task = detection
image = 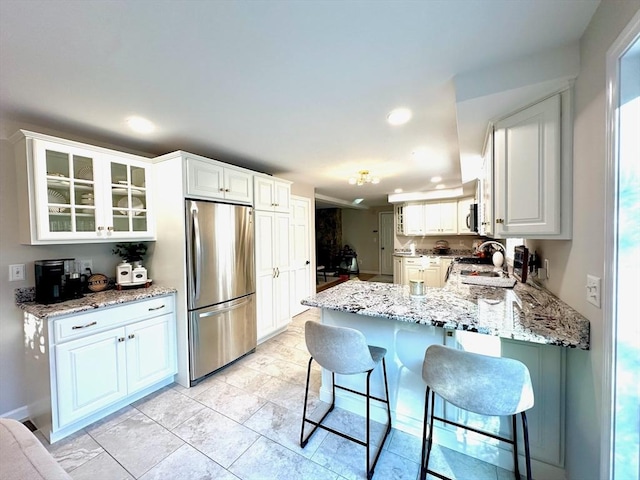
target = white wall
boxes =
[528,2,640,479]
[0,137,125,417]
[342,206,393,273]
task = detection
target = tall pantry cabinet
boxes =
[254,174,293,341]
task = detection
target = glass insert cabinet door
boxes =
[35,141,101,239]
[108,162,149,234]
[32,139,153,241]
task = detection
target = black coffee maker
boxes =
[35,259,79,304]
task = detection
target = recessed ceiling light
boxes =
[126,116,155,134]
[387,108,412,126]
[430,176,442,183]
[435,184,445,190]
[353,198,364,204]
[394,188,403,193]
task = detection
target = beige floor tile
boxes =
[244,401,328,459]
[36,429,103,473]
[139,444,239,480]
[91,412,183,478]
[84,405,139,438]
[194,379,267,423]
[229,436,339,480]
[171,407,260,469]
[68,451,134,480]
[133,385,205,429]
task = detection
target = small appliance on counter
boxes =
[35,258,83,304]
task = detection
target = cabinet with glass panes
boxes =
[12,130,155,244]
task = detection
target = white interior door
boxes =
[379,212,394,275]
[290,196,312,316]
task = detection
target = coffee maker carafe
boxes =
[34,259,75,304]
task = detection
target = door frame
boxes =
[290,195,313,316]
[601,10,640,480]
[378,211,394,275]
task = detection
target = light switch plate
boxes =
[9,264,25,281]
[586,274,601,308]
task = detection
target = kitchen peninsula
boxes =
[301,262,589,479]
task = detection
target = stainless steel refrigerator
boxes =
[185,200,256,385]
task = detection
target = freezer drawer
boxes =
[189,294,256,384]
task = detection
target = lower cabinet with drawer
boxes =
[24,293,177,443]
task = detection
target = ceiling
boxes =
[0,0,599,207]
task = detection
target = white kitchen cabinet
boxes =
[185,155,253,204]
[479,132,494,237]
[393,256,404,284]
[254,174,291,212]
[402,257,442,287]
[456,197,476,235]
[395,205,405,235]
[424,201,457,235]
[493,91,572,238]
[12,130,155,244]
[26,294,177,443]
[403,204,426,235]
[255,210,292,341]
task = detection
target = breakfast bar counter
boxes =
[301,263,590,349]
[301,263,588,479]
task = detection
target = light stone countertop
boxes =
[301,263,590,349]
[16,285,177,320]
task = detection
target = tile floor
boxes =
[37,308,518,480]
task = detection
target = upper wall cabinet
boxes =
[185,155,253,204]
[12,130,155,245]
[254,174,291,212]
[396,201,459,236]
[479,130,494,237]
[493,90,573,239]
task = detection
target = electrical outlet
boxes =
[586,274,601,308]
[78,259,93,274]
[9,264,25,281]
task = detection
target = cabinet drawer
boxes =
[54,295,175,343]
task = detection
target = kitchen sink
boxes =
[455,257,493,265]
[459,270,501,277]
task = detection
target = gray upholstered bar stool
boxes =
[420,344,534,480]
[300,321,392,480]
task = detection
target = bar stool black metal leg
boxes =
[300,357,314,447]
[522,412,533,480]
[512,414,521,480]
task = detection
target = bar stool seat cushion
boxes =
[305,321,385,375]
[423,345,534,417]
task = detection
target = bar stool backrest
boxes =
[305,321,376,375]
[422,344,534,416]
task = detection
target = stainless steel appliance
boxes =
[185,200,256,385]
[468,203,479,233]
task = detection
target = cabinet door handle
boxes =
[128,334,135,339]
[72,321,97,330]
[148,305,165,311]
[118,337,125,342]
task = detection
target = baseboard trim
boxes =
[0,405,29,422]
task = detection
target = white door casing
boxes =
[379,212,394,275]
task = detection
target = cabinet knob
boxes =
[97,226,105,231]
[219,188,225,192]
[225,188,230,192]
[128,334,135,339]
[107,226,114,231]
[118,337,125,342]
[496,218,504,224]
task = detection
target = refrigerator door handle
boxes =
[191,205,203,301]
[198,296,252,318]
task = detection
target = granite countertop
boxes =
[393,248,475,258]
[301,263,590,349]
[16,285,177,320]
